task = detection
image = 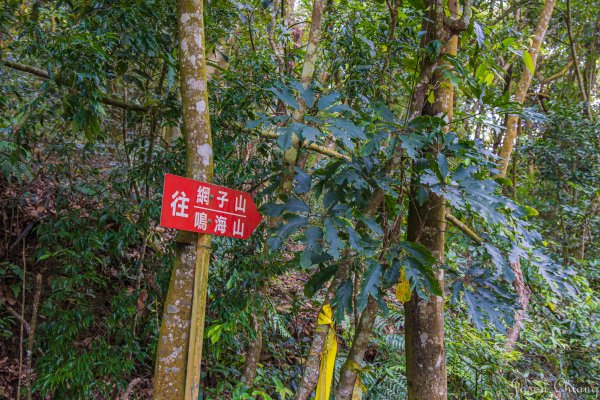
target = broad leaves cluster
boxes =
[250,80,574,330]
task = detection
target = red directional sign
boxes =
[160,174,262,239]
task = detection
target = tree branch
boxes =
[444,0,472,33]
[446,212,483,244]
[2,60,149,112]
[527,92,551,99]
[539,58,573,84]
[259,130,350,161]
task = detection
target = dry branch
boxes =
[2,60,149,112]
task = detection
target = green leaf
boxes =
[291,81,315,107]
[494,177,512,187]
[360,216,383,236]
[333,279,353,323]
[304,264,338,297]
[502,37,516,48]
[301,125,320,142]
[277,127,294,150]
[396,241,441,296]
[293,167,312,194]
[324,218,343,259]
[268,86,300,110]
[301,226,323,268]
[463,291,484,330]
[437,152,449,180]
[473,21,485,47]
[266,216,308,250]
[522,205,539,217]
[523,51,535,75]
[327,118,366,139]
[261,203,286,217]
[284,197,310,213]
[357,262,382,312]
[416,186,429,206]
[317,92,341,111]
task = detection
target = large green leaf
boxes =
[304,264,338,297]
[523,51,535,75]
[357,262,382,312]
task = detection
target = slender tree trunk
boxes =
[332,2,470,397]
[404,0,460,397]
[26,273,42,400]
[153,0,214,398]
[583,17,599,106]
[334,297,379,399]
[498,0,556,177]
[293,267,348,400]
[496,0,555,350]
[566,0,592,119]
[499,0,556,350]
[504,262,531,347]
[578,194,599,260]
[241,285,267,385]
[280,0,326,193]
[241,0,326,384]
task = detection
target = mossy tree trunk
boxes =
[404,1,468,398]
[153,0,213,398]
[497,0,556,350]
[332,2,469,399]
[498,0,556,177]
[240,0,326,385]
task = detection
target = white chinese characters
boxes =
[197,186,210,205]
[217,190,229,208]
[233,219,245,237]
[168,183,251,237]
[214,215,227,234]
[194,211,208,230]
[171,191,189,217]
[234,195,246,213]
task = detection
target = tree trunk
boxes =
[404,5,456,400]
[334,297,379,399]
[241,284,268,384]
[504,261,531,348]
[280,0,326,193]
[240,0,326,384]
[241,311,264,384]
[498,0,556,177]
[153,0,214,398]
[331,2,470,397]
[566,0,592,119]
[499,0,556,350]
[294,267,347,400]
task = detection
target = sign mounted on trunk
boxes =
[160,173,262,239]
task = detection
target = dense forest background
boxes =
[0,0,598,398]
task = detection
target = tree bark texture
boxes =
[280,0,326,194]
[499,0,556,350]
[498,0,556,177]
[241,0,327,384]
[566,0,592,119]
[153,0,214,398]
[333,297,379,400]
[294,267,347,400]
[404,0,463,397]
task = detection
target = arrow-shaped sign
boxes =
[160,173,262,239]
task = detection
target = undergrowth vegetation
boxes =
[1,0,598,399]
